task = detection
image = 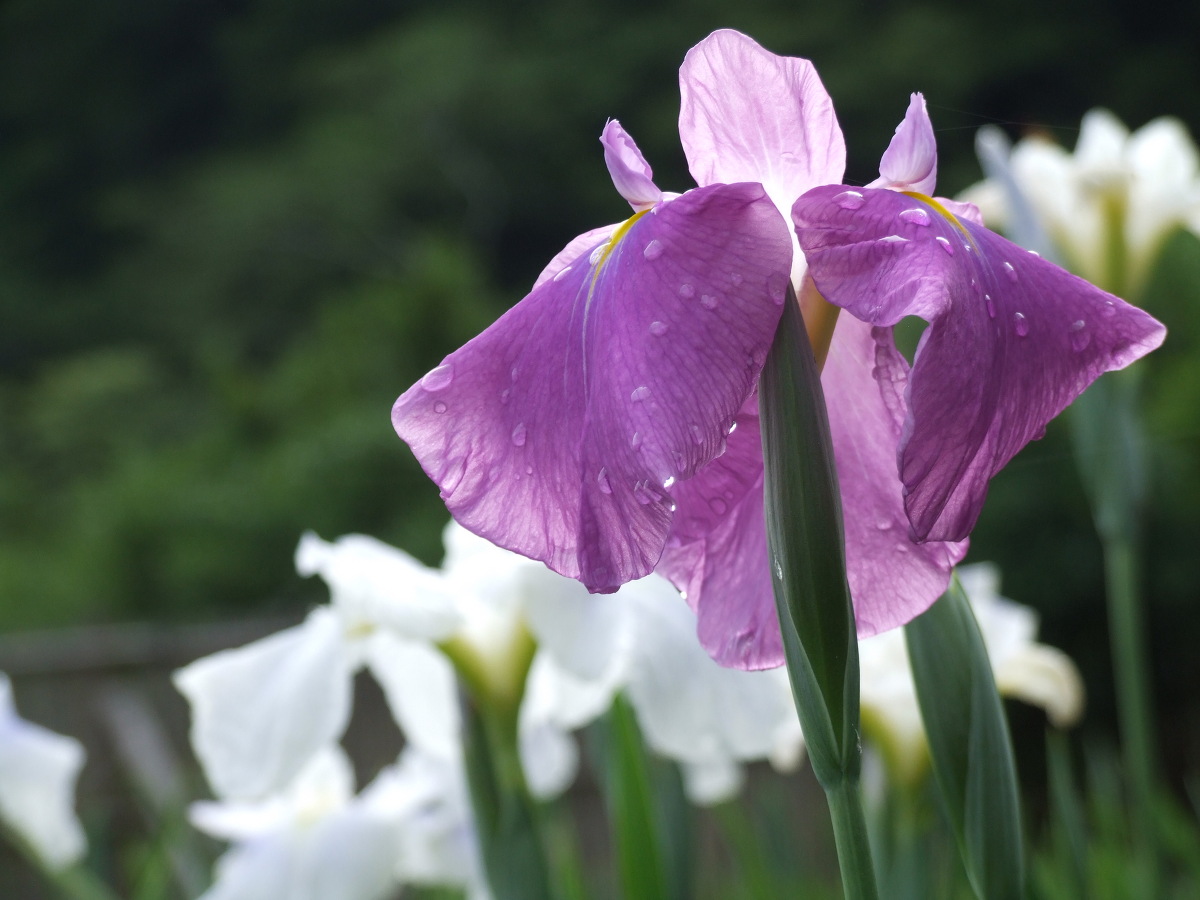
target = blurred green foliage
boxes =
[2,0,1200,764]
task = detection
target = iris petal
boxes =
[793,185,1167,541]
[394,183,790,591]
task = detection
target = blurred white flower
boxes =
[191,745,488,900]
[176,521,801,818]
[858,563,1084,785]
[962,110,1200,296]
[0,673,87,869]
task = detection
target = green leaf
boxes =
[460,694,557,900]
[906,577,1025,900]
[589,694,693,900]
[758,282,859,787]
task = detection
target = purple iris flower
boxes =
[393,31,1165,671]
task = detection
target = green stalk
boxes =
[759,282,878,900]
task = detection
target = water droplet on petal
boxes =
[631,386,651,402]
[678,283,695,299]
[434,401,447,414]
[597,468,612,494]
[767,273,788,305]
[700,294,720,310]
[649,320,668,336]
[634,481,661,506]
[727,421,738,435]
[421,364,454,392]
[631,431,642,450]
[1069,319,1091,351]
[985,294,996,318]
[1101,300,1117,318]
[662,476,676,489]
[499,388,511,405]
[710,497,728,515]
[589,245,606,266]
[690,423,704,444]
[643,239,663,261]
[899,207,931,227]
[878,234,908,243]
[525,465,533,475]
[935,235,955,255]
[1003,261,1018,281]
[552,265,573,282]
[510,366,519,382]
[1013,312,1029,337]
[875,519,892,531]
[730,271,744,285]
[834,190,865,210]
[773,557,784,580]
[510,423,527,446]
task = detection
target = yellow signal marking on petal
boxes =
[901,191,981,255]
[592,208,650,283]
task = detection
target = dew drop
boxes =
[1101,299,1117,318]
[678,283,696,299]
[663,476,676,489]
[985,294,996,319]
[710,497,728,515]
[935,235,955,255]
[1069,319,1091,352]
[730,271,744,285]
[752,347,768,366]
[773,557,784,580]
[434,401,447,414]
[1013,312,1029,337]
[878,234,909,243]
[834,190,865,210]
[420,364,454,392]
[510,366,519,382]
[525,465,533,475]
[727,421,738,435]
[875,519,892,531]
[1003,261,1018,281]
[510,423,527,446]
[649,320,669,336]
[631,386,651,402]
[767,273,789,305]
[899,207,931,227]
[634,481,661,506]
[589,245,606,266]
[643,239,664,261]
[700,294,720,310]
[499,388,511,405]
[631,431,642,450]
[552,265,573,282]
[690,423,704,444]
[597,468,613,494]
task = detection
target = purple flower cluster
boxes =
[393,31,1165,669]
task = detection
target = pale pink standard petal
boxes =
[869,93,938,195]
[679,30,846,210]
[602,120,662,211]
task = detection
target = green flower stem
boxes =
[0,821,121,900]
[827,777,880,900]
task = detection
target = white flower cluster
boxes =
[174,521,801,900]
[963,110,1200,296]
[173,522,1084,899]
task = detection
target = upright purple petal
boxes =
[679,30,845,211]
[794,186,1167,541]
[868,93,938,195]
[659,317,968,669]
[394,184,791,592]
[602,120,662,212]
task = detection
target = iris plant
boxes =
[393,30,1165,670]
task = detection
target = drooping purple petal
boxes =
[679,30,845,213]
[394,183,791,592]
[602,120,662,211]
[794,186,1167,541]
[868,93,938,195]
[659,317,968,669]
